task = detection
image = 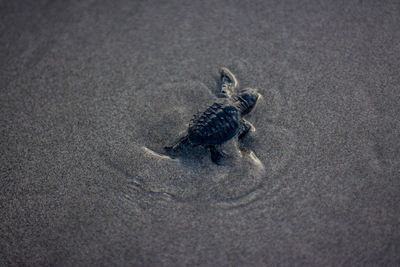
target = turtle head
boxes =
[237,88,260,115]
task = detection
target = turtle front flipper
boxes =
[238,119,254,139]
[220,67,238,98]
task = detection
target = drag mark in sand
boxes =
[142,146,175,160]
[114,124,296,210]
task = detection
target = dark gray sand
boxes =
[1,0,400,265]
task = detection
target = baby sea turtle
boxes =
[165,67,261,164]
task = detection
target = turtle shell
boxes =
[188,101,240,145]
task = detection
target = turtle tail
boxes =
[164,135,189,153]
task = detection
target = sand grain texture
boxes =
[1,0,399,266]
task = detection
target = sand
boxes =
[1,0,399,265]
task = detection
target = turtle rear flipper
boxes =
[220,67,238,98]
[164,135,189,153]
[209,145,227,165]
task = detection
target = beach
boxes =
[1,0,399,265]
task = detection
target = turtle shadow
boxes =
[162,144,212,166]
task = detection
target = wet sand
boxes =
[1,0,399,265]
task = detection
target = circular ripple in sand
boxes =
[108,80,295,209]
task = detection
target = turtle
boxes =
[165,67,261,164]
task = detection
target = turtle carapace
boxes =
[165,67,260,164]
